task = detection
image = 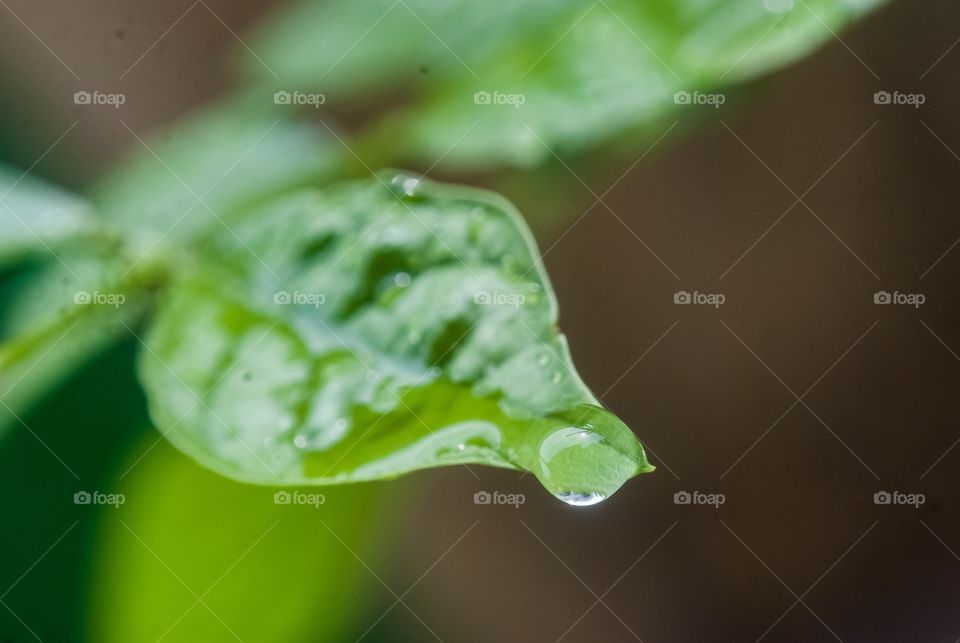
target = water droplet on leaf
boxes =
[554,491,607,507]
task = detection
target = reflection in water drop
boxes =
[539,427,602,462]
[539,426,611,506]
[554,491,607,507]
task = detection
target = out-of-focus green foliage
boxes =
[0,164,99,267]
[91,99,343,245]
[139,173,650,501]
[88,436,386,643]
[244,0,886,168]
[0,248,143,436]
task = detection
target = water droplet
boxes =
[390,174,422,197]
[293,434,308,449]
[333,418,348,433]
[395,272,412,288]
[554,491,607,507]
[537,353,550,367]
[551,372,563,384]
[407,330,422,344]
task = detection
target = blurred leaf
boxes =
[139,172,650,503]
[0,340,148,643]
[0,164,99,267]
[382,0,887,168]
[0,248,145,437]
[243,0,583,97]
[247,0,886,169]
[90,98,345,246]
[88,435,388,643]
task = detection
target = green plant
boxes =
[3,157,654,502]
[1,0,887,507]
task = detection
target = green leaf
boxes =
[0,248,144,436]
[0,164,98,267]
[91,99,344,245]
[242,0,583,97]
[88,434,389,643]
[381,0,887,168]
[139,173,651,503]
[245,0,886,169]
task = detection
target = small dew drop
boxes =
[394,272,412,288]
[551,372,563,384]
[293,434,308,449]
[537,353,550,367]
[555,491,607,507]
[391,174,422,197]
[333,418,348,433]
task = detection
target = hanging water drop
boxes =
[554,491,607,507]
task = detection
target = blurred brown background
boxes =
[2,1,959,641]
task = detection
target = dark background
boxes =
[1,1,959,641]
